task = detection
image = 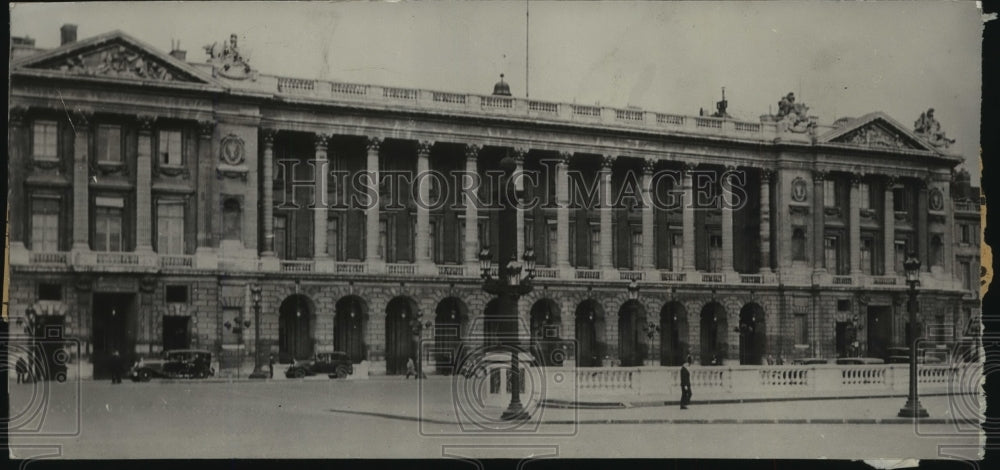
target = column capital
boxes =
[261,128,278,145]
[417,140,434,157]
[916,176,930,190]
[198,121,216,138]
[642,158,656,174]
[69,108,95,125]
[557,151,573,165]
[314,133,330,150]
[681,161,698,174]
[600,155,615,169]
[136,114,156,132]
[9,106,29,127]
[850,173,864,187]
[366,136,382,153]
[884,175,899,188]
[464,144,481,161]
[812,170,827,183]
[760,169,775,184]
[511,147,528,164]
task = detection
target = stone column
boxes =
[196,121,215,250]
[812,171,826,273]
[917,178,930,272]
[513,148,527,258]
[759,169,773,273]
[463,144,480,268]
[682,162,696,272]
[9,107,27,247]
[135,115,155,253]
[415,140,433,265]
[720,165,735,273]
[641,158,656,270]
[72,110,93,252]
[313,133,330,259]
[365,137,382,263]
[261,129,277,255]
[849,174,863,275]
[884,176,897,276]
[599,155,614,269]
[942,179,955,280]
[556,152,571,269]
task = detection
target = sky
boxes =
[10,1,984,183]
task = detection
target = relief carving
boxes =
[52,44,186,81]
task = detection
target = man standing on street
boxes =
[110,350,123,384]
[16,356,28,384]
[405,357,416,379]
[680,355,692,409]
[268,354,275,379]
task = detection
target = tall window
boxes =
[568,224,577,267]
[894,239,909,273]
[860,237,873,275]
[930,235,943,267]
[274,216,287,259]
[547,223,558,267]
[428,220,437,263]
[824,236,839,272]
[824,180,837,207]
[630,231,643,269]
[158,130,183,166]
[859,183,871,210]
[960,224,971,244]
[97,125,122,163]
[94,198,124,252]
[457,220,466,264]
[378,219,389,259]
[589,225,601,268]
[893,188,909,212]
[960,260,972,291]
[221,198,241,240]
[792,228,807,261]
[156,202,185,254]
[794,314,809,346]
[32,121,58,160]
[31,197,60,251]
[708,234,723,272]
[670,233,684,271]
[327,216,340,260]
[523,221,534,262]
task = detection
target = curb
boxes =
[542,391,965,409]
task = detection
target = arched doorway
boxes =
[739,303,767,365]
[385,297,419,375]
[530,299,562,366]
[575,299,605,367]
[660,301,689,366]
[618,300,647,366]
[335,296,367,363]
[483,297,518,349]
[434,297,469,374]
[278,294,314,363]
[699,302,727,365]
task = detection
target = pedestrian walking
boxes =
[268,354,275,379]
[110,350,123,384]
[766,354,775,365]
[680,355,693,409]
[405,357,416,379]
[16,356,28,384]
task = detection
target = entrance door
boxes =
[92,293,136,379]
[385,297,416,375]
[867,306,892,360]
[335,311,366,364]
[279,295,313,363]
[162,316,190,351]
[835,321,850,358]
[618,302,645,367]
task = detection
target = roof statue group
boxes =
[913,108,955,149]
[204,33,257,81]
[774,92,817,133]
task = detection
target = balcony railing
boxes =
[534,267,559,279]
[661,272,687,282]
[954,200,978,213]
[437,265,466,277]
[277,77,316,93]
[528,100,559,114]
[383,87,418,100]
[387,263,417,275]
[575,269,602,280]
[701,273,724,283]
[831,275,854,286]
[335,262,366,274]
[96,253,140,265]
[871,276,898,286]
[619,270,644,281]
[280,260,314,273]
[30,251,69,265]
[160,255,194,268]
[740,274,763,284]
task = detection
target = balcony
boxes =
[575,269,602,280]
[386,263,417,276]
[954,200,978,214]
[831,275,854,286]
[437,265,466,277]
[160,255,194,269]
[660,271,687,283]
[29,251,69,266]
[280,260,314,273]
[701,273,724,283]
[335,261,366,274]
[618,270,644,281]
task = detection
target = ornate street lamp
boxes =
[898,253,929,418]
[408,311,433,379]
[479,154,536,421]
[248,285,267,379]
[224,315,252,379]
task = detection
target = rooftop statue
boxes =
[913,108,955,148]
[773,92,816,134]
[204,33,256,80]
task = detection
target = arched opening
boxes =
[434,297,469,374]
[575,299,606,367]
[483,297,517,349]
[530,299,562,366]
[618,300,648,366]
[660,301,689,366]
[335,296,367,363]
[278,294,314,363]
[699,302,727,365]
[739,303,766,365]
[385,296,419,375]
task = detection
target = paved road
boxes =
[7,378,983,460]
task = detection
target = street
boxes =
[8,377,983,460]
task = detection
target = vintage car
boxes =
[792,358,830,365]
[130,349,215,381]
[886,347,946,364]
[284,352,354,379]
[835,357,885,365]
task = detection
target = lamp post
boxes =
[897,253,929,418]
[248,285,267,379]
[479,154,537,421]
[224,316,252,379]
[24,306,39,381]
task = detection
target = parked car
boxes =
[886,347,946,364]
[835,357,885,365]
[130,349,215,381]
[284,352,354,379]
[792,358,829,365]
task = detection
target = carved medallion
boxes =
[791,177,808,203]
[220,134,246,166]
[929,188,944,211]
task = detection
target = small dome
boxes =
[492,74,511,96]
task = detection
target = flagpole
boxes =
[526,0,530,98]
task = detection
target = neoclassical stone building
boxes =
[8,26,980,378]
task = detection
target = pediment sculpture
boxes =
[773,92,817,134]
[204,33,257,81]
[47,44,186,81]
[913,108,955,149]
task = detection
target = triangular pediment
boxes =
[821,112,936,152]
[14,31,214,85]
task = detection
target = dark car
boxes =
[285,352,353,379]
[886,347,946,364]
[130,349,215,381]
[792,358,829,365]
[835,357,885,365]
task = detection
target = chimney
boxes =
[60,24,77,45]
[169,40,186,61]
